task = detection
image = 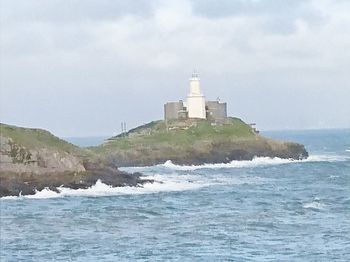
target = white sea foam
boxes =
[26,188,61,199]
[146,154,350,171]
[328,175,339,179]
[303,201,325,210]
[303,197,326,210]
[2,154,347,200]
[160,158,291,170]
[345,149,350,152]
[1,174,213,200]
[1,170,270,200]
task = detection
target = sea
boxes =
[1,129,349,261]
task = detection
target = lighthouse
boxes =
[186,71,206,119]
[164,71,227,122]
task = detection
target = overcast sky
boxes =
[1,0,349,137]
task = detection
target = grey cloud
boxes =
[0,0,349,136]
[0,0,157,24]
[0,0,158,57]
[190,0,326,34]
[190,0,310,18]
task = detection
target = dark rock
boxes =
[0,164,153,197]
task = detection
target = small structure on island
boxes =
[164,71,227,123]
[187,71,206,119]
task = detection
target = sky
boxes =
[1,0,349,137]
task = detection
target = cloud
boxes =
[0,0,156,23]
[0,0,349,136]
[190,0,328,34]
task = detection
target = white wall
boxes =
[187,95,206,118]
[187,77,206,119]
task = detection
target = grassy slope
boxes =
[90,117,268,165]
[95,118,254,151]
[0,123,81,154]
[0,119,306,168]
[0,124,147,196]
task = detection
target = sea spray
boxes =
[122,154,350,172]
[2,154,348,200]
[2,129,349,261]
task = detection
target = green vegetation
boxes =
[0,123,80,154]
[8,140,33,164]
[102,117,255,149]
[91,117,257,161]
[0,119,308,168]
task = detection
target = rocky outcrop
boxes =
[96,119,309,167]
[0,124,151,197]
[0,119,309,196]
[103,138,308,167]
[0,135,85,174]
[0,162,152,197]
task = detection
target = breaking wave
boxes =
[151,154,350,171]
[1,174,213,200]
[303,198,326,211]
[1,171,269,200]
[2,154,348,200]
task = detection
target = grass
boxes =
[2,118,303,167]
[94,117,256,153]
[0,123,80,153]
[0,118,255,159]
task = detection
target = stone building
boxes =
[164,101,187,120]
[206,100,227,122]
[164,72,227,122]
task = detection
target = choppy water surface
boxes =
[1,129,350,261]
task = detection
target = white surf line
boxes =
[1,175,213,200]
[122,154,350,172]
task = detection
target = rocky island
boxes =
[0,118,308,197]
[91,72,307,167]
[93,117,308,167]
[0,73,309,197]
[0,123,150,197]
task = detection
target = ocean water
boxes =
[1,129,350,261]
[64,136,109,147]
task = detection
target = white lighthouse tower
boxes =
[187,71,206,119]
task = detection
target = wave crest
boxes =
[2,154,348,200]
[303,198,325,210]
[157,154,349,171]
[1,176,212,200]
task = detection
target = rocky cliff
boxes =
[92,118,309,167]
[0,123,149,197]
[0,119,309,196]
